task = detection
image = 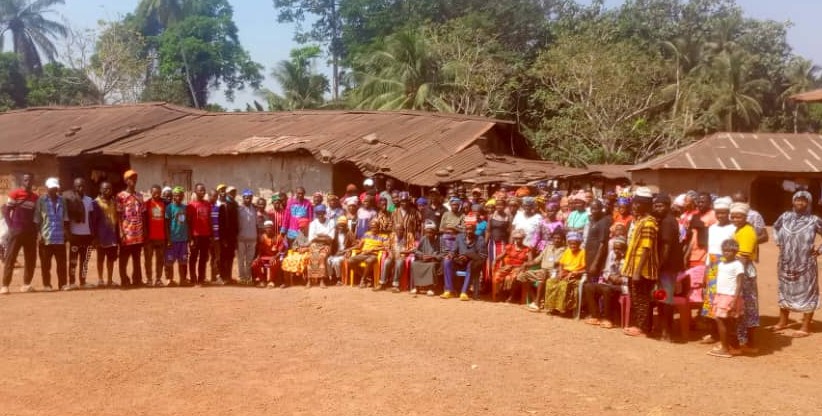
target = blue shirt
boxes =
[166,203,189,243]
[34,195,66,245]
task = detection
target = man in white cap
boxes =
[34,178,68,291]
[621,186,658,337]
[63,177,96,289]
[1,172,38,294]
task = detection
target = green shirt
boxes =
[165,202,189,243]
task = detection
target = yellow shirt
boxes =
[558,248,586,273]
[734,224,758,262]
[361,231,388,252]
[622,215,659,280]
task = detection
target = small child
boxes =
[708,239,745,358]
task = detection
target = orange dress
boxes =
[493,244,531,291]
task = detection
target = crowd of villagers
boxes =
[3,171,821,359]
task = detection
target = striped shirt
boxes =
[622,215,659,280]
[34,195,67,245]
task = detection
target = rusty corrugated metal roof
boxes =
[0,103,192,156]
[586,164,633,179]
[630,132,822,172]
[790,88,822,103]
[450,154,589,184]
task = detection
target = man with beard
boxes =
[686,192,716,268]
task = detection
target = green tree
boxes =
[0,0,68,74]
[26,62,100,106]
[153,0,263,107]
[350,29,449,111]
[262,45,329,110]
[134,0,183,36]
[0,51,26,110]
[781,57,821,133]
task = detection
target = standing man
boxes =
[34,178,68,291]
[164,187,189,286]
[117,170,146,288]
[209,185,225,283]
[653,193,684,341]
[379,178,396,213]
[236,189,257,283]
[219,186,239,283]
[187,183,212,286]
[584,199,611,287]
[91,181,119,287]
[1,173,38,294]
[144,184,167,287]
[64,177,95,288]
[621,187,659,338]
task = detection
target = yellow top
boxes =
[558,247,586,272]
[734,224,758,262]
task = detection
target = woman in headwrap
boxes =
[512,196,543,250]
[439,197,466,233]
[280,217,311,287]
[343,195,359,232]
[612,196,633,229]
[355,195,377,239]
[410,220,443,295]
[534,201,564,252]
[565,192,589,231]
[486,199,512,291]
[382,193,423,291]
[251,221,286,288]
[730,202,759,351]
[772,190,822,338]
[267,192,287,233]
[491,229,532,302]
[305,205,335,288]
[544,231,586,314]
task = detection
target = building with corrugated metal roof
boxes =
[0,103,586,201]
[630,132,822,221]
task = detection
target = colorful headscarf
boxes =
[515,187,530,197]
[416,197,428,205]
[344,196,359,207]
[566,231,583,242]
[423,220,437,230]
[172,186,185,194]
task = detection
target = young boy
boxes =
[708,239,745,358]
[165,187,189,286]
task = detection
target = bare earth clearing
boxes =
[1,240,820,416]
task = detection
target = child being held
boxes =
[708,239,745,358]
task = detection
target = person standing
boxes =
[164,187,189,286]
[219,187,239,283]
[621,187,659,337]
[209,188,223,283]
[143,184,167,287]
[1,173,38,294]
[772,190,822,338]
[116,170,146,288]
[91,182,119,287]
[281,187,313,244]
[187,183,212,286]
[653,193,684,341]
[236,189,257,283]
[34,178,68,291]
[63,177,95,289]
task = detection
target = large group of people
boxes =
[2,171,819,358]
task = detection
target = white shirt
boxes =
[69,195,94,236]
[309,218,335,242]
[716,260,745,295]
[707,223,736,258]
[512,211,543,248]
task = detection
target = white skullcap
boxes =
[45,177,60,189]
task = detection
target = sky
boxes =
[47,0,822,110]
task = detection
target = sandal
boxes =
[707,348,733,358]
[599,321,614,329]
[699,335,716,344]
[623,327,646,337]
[789,330,810,338]
[584,318,601,326]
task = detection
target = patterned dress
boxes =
[493,244,531,291]
[773,209,822,312]
[734,223,759,344]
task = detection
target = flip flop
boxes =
[600,321,615,329]
[768,324,788,332]
[584,318,601,326]
[623,327,646,337]
[789,330,810,338]
[707,349,733,358]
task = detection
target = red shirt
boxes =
[146,199,166,241]
[187,200,213,237]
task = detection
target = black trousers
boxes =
[189,236,211,284]
[143,239,166,282]
[68,234,94,285]
[629,277,655,333]
[220,239,237,281]
[119,243,143,286]
[39,243,67,288]
[583,282,621,321]
[2,231,36,287]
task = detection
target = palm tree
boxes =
[351,29,451,111]
[781,57,821,133]
[0,0,68,74]
[134,0,182,36]
[266,46,329,110]
[700,49,770,131]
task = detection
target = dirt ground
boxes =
[1,239,821,416]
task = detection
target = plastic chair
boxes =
[574,274,588,319]
[670,265,705,340]
[347,250,384,287]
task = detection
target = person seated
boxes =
[442,223,487,301]
[439,197,465,233]
[327,216,356,286]
[251,221,287,288]
[347,221,389,288]
[583,236,628,328]
[517,230,566,311]
[492,229,532,302]
[280,217,311,287]
[409,220,443,296]
[544,231,586,315]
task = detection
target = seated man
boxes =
[410,220,443,296]
[327,216,356,285]
[583,236,628,328]
[347,221,388,287]
[251,221,286,287]
[518,231,566,311]
[544,231,586,315]
[442,223,487,301]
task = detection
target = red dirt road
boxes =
[1,241,820,416]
